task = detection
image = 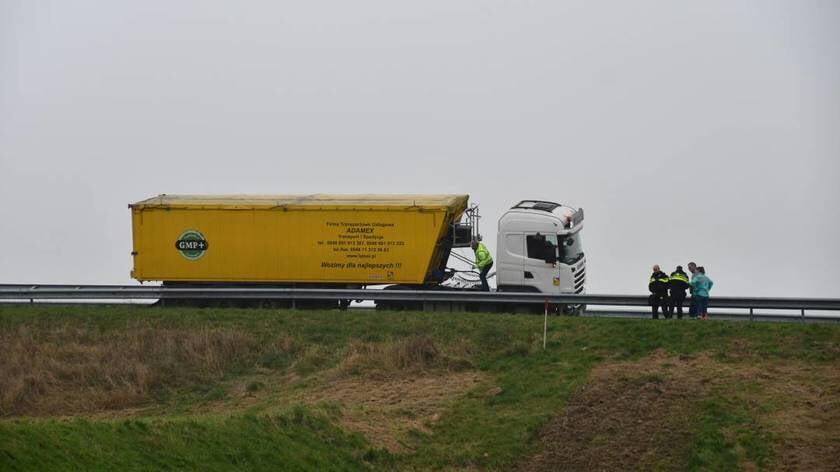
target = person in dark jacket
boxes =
[687,261,698,318]
[648,264,670,319]
[668,265,690,319]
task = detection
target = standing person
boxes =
[687,262,698,278]
[471,238,494,292]
[648,265,670,319]
[687,261,699,318]
[668,265,690,319]
[690,266,714,320]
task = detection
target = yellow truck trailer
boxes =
[130,194,470,285]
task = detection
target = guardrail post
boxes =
[801,308,805,322]
[749,307,753,322]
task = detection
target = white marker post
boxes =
[543,298,548,350]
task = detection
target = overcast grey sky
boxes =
[1,0,838,297]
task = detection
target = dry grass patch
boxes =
[0,323,483,424]
[307,371,485,451]
[291,335,484,451]
[0,325,259,416]
[337,335,473,378]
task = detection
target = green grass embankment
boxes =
[1,305,838,471]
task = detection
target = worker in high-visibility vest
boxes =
[668,266,690,319]
[471,238,494,292]
[648,264,670,319]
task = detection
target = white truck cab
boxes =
[495,200,585,294]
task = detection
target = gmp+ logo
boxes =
[175,230,208,261]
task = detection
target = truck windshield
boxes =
[558,232,584,264]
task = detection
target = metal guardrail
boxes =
[584,309,839,323]
[1,285,839,320]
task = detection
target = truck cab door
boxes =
[496,233,524,289]
[524,233,558,293]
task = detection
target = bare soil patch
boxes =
[518,350,702,471]
[306,371,485,451]
[518,348,840,471]
[758,363,840,471]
